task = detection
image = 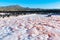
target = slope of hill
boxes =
[0,5,27,11]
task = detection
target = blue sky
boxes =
[0,0,60,9]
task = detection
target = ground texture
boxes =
[0,14,60,40]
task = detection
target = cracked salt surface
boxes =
[0,14,60,40]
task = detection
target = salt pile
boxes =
[0,14,60,40]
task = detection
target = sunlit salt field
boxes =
[0,13,60,40]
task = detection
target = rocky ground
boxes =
[0,14,60,40]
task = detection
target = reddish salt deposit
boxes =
[0,14,60,40]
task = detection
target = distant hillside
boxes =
[0,5,60,12]
[0,5,28,11]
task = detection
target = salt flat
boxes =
[0,14,60,40]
